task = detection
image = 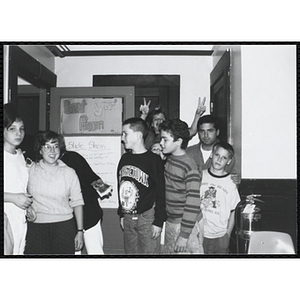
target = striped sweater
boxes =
[164,153,201,239]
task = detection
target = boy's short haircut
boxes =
[123,117,149,141]
[197,114,219,131]
[159,119,190,149]
[213,141,235,159]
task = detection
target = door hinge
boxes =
[227,68,231,77]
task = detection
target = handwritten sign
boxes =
[64,136,121,208]
[61,97,122,135]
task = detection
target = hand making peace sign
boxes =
[196,96,206,116]
[139,98,151,115]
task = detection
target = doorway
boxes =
[93,75,180,119]
[210,50,231,142]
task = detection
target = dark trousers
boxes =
[24,218,76,255]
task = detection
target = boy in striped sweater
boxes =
[159,119,202,254]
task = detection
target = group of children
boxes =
[4,98,241,255]
[117,104,241,255]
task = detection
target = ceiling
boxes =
[46,44,215,58]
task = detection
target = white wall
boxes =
[241,45,296,179]
[19,44,296,179]
[55,55,212,145]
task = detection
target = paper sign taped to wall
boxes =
[64,136,121,208]
[61,97,122,135]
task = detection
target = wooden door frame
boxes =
[210,50,231,141]
[8,46,57,130]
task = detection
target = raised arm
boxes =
[140,98,151,120]
[189,96,206,138]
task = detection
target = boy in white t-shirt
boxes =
[200,141,240,254]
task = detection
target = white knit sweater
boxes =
[28,160,84,223]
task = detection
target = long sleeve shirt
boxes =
[28,159,84,223]
[117,151,166,228]
[164,153,201,239]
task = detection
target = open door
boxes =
[50,86,135,254]
[210,49,231,142]
[93,75,180,120]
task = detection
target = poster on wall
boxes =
[64,136,121,208]
[60,97,122,135]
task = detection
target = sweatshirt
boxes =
[117,151,166,228]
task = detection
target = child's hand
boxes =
[26,205,37,222]
[174,236,188,253]
[74,231,84,251]
[120,218,124,230]
[91,179,113,198]
[139,98,151,115]
[151,225,162,239]
[14,193,33,210]
[150,143,166,160]
[195,96,206,116]
[230,172,241,185]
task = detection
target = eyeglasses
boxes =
[42,144,60,152]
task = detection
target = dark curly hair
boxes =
[197,114,220,131]
[33,130,66,162]
[159,119,190,149]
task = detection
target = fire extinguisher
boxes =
[235,194,265,254]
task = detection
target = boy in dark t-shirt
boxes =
[117,117,166,255]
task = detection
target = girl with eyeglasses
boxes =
[24,130,84,255]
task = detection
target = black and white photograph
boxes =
[1,3,299,298]
[2,43,297,258]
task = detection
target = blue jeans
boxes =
[203,234,230,254]
[123,207,160,255]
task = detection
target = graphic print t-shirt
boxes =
[200,169,240,238]
[117,151,166,227]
